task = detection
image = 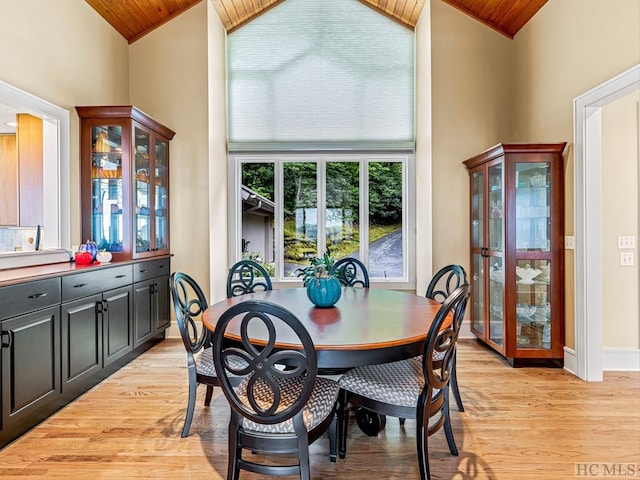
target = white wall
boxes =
[129,1,215,297]
[414,1,432,294]
[0,0,129,246]
[429,0,512,294]
[206,3,229,303]
[602,91,639,349]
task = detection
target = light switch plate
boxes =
[565,236,575,250]
[618,236,636,249]
[620,252,635,266]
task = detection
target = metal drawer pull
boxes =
[73,283,87,288]
[115,275,126,278]
[158,265,165,269]
[139,269,147,273]
[1,331,12,349]
[28,292,48,299]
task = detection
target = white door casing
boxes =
[573,64,640,381]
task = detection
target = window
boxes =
[229,154,415,284]
[227,0,414,149]
[0,80,70,257]
[226,0,416,287]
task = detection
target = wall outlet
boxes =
[564,236,575,250]
[620,252,635,266]
[618,236,636,249]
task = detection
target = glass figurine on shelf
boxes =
[491,200,503,218]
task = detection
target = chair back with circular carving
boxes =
[170,272,210,356]
[226,260,273,298]
[426,264,468,304]
[329,257,370,288]
[212,300,317,426]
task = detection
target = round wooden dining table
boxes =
[202,287,442,373]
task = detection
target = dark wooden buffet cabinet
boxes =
[0,257,170,448]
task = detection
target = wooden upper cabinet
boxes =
[76,106,175,261]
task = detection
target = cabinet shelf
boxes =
[464,143,566,367]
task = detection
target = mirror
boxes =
[0,80,70,258]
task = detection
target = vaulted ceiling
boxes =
[86,0,547,43]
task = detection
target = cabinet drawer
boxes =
[62,265,133,302]
[0,278,61,320]
[133,258,170,282]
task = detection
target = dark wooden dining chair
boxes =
[352,265,469,434]
[337,284,470,480]
[329,257,370,288]
[226,259,273,298]
[211,300,339,480]
[169,272,221,437]
[426,264,468,412]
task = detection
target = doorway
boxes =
[573,64,640,381]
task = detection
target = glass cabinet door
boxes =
[514,162,552,350]
[470,169,486,337]
[154,137,169,252]
[488,255,504,347]
[515,162,550,253]
[487,162,504,347]
[471,252,484,335]
[134,127,151,254]
[471,170,483,250]
[515,259,551,350]
[91,125,124,253]
[487,163,503,252]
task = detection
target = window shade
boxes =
[227,0,415,150]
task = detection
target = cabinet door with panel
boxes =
[61,293,103,396]
[154,275,170,333]
[60,265,133,397]
[133,279,155,348]
[133,258,170,347]
[103,286,134,367]
[0,307,61,445]
[464,143,566,367]
[76,106,175,261]
[0,274,62,446]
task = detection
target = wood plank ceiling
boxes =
[441,0,548,39]
[86,0,547,43]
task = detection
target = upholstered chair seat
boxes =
[236,375,339,434]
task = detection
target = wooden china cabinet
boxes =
[463,143,566,367]
[76,106,175,260]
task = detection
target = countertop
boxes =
[0,255,172,288]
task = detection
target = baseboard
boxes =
[603,348,640,371]
[459,321,473,339]
[563,346,577,376]
[166,323,180,339]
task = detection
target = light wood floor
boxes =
[0,338,638,480]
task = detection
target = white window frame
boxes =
[228,153,415,290]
